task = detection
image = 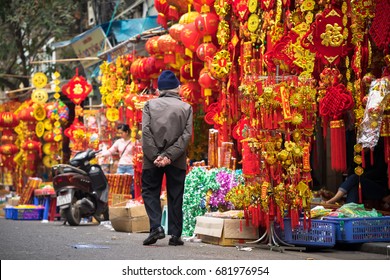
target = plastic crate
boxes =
[4,207,13,219]
[281,218,337,247]
[325,216,390,243]
[11,206,44,220]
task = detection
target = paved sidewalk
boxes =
[359,242,390,257]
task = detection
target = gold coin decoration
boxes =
[31,89,48,104]
[31,72,48,88]
[248,13,260,33]
[33,104,46,121]
[106,107,120,122]
[248,0,258,13]
[35,121,45,137]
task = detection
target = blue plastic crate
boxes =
[325,216,390,243]
[281,218,337,247]
[4,207,13,219]
[11,207,44,220]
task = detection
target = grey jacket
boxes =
[141,90,193,170]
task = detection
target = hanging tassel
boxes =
[244,208,249,226]
[358,180,363,204]
[330,119,347,172]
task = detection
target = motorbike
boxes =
[52,149,109,226]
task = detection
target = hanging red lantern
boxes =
[180,81,202,105]
[198,67,219,103]
[0,143,18,156]
[22,140,41,152]
[158,34,177,64]
[194,13,219,37]
[196,42,218,61]
[180,22,203,54]
[18,107,36,123]
[180,61,203,80]
[1,134,17,144]
[154,0,170,28]
[198,68,219,90]
[0,143,18,169]
[145,36,161,56]
[166,0,189,20]
[144,56,160,78]
[169,24,184,41]
[0,112,18,128]
[193,0,216,13]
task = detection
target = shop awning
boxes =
[51,16,158,49]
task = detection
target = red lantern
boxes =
[196,42,218,61]
[0,143,18,169]
[144,56,160,78]
[154,0,170,28]
[169,24,184,41]
[195,13,219,37]
[0,143,18,156]
[18,107,36,123]
[166,0,189,20]
[180,81,202,105]
[158,34,177,64]
[198,68,219,91]
[180,22,202,53]
[180,61,203,80]
[0,112,18,128]
[22,140,41,152]
[145,36,161,56]
[193,0,216,13]
[1,134,17,144]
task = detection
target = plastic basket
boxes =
[4,207,13,219]
[325,216,390,243]
[11,207,44,220]
[281,218,337,247]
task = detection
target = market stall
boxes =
[1,0,390,246]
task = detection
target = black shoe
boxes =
[143,226,165,245]
[169,235,184,246]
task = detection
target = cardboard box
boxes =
[109,202,149,233]
[108,193,133,206]
[194,216,259,246]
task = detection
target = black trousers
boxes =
[141,165,186,237]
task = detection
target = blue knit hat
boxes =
[158,70,180,90]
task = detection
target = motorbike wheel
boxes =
[64,199,81,226]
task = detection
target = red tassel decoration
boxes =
[330,120,347,172]
[370,148,374,166]
[358,181,363,204]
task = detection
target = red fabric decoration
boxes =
[301,7,352,66]
[369,0,390,53]
[61,69,92,105]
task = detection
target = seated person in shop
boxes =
[326,137,390,208]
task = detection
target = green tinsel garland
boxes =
[182,167,229,236]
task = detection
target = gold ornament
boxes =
[31,72,48,88]
[33,104,46,121]
[247,13,260,33]
[31,89,48,104]
[248,0,258,13]
[35,121,45,137]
